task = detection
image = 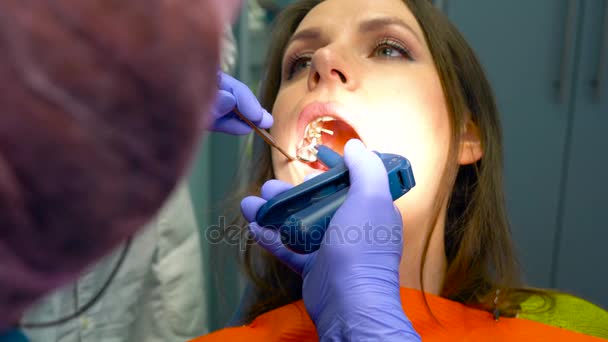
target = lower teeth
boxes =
[296,141,318,162]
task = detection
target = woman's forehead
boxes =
[295,0,420,36]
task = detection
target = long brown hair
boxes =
[236,0,549,323]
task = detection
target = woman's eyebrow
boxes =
[359,17,422,43]
[287,28,321,47]
[287,16,421,49]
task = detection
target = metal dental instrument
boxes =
[233,107,297,161]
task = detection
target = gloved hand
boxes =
[241,139,421,341]
[209,72,273,135]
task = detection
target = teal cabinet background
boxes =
[555,0,608,308]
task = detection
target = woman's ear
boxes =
[458,119,483,165]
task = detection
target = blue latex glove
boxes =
[241,139,421,341]
[210,72,273,134]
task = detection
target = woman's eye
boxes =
[377,46,403,58]
[373,40,413,60]
[287,56,312,79]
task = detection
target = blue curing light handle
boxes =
[255,145,415,254]
[316,145,343,168]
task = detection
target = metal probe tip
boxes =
[233,107,297,161]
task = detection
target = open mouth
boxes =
[296,116,361,170]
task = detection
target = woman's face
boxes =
[270,0,451,248]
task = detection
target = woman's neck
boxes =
[398,207,448,295]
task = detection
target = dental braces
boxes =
[297,117,335,162]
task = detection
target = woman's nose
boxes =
[307,46,358,92]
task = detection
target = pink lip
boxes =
[296,101,360,143]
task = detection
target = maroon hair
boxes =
[0,0,226,328]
